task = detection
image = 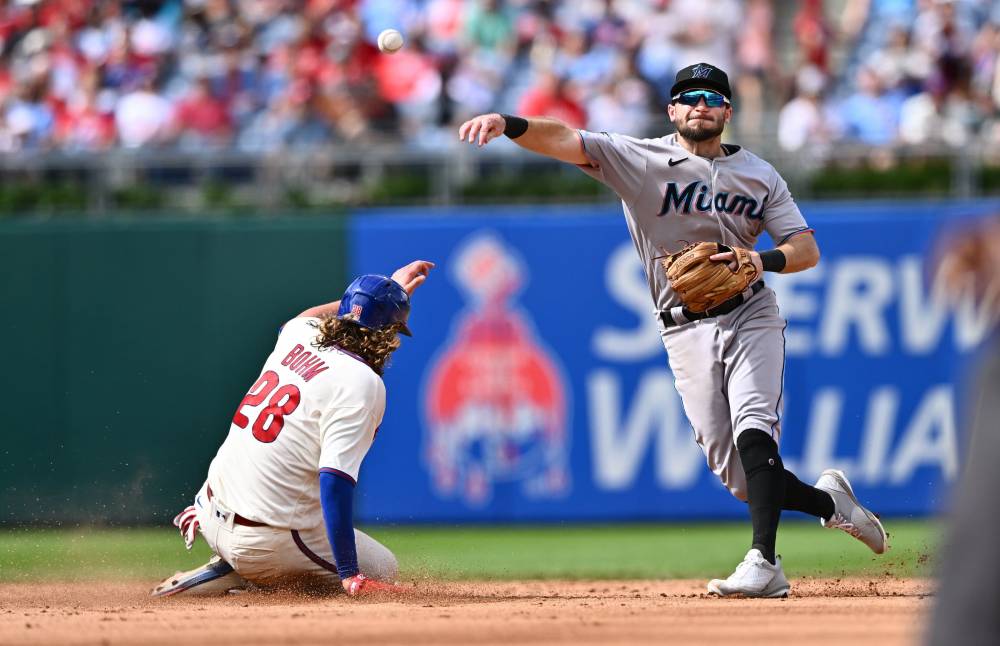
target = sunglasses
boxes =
[672,89,730,108]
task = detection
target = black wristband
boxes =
[500,114,528,139]
[759,249,787,272]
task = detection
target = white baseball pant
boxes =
[192,481,398,586]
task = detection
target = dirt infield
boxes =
[0,578,932,646]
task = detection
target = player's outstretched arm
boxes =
[458,114,588,165]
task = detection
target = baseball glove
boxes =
[661,242,760,313]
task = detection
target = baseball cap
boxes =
[670,63,732,101]
[337,274,413,336]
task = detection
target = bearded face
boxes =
[667,97,731,142]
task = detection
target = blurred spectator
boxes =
[554,26,616,92]
[970,22,998,102]
[55,69,115,151]
[463,0,516,56]
[660,0,741,74]
[114,75,174,149]
[517,70,586,128]
[175,76,233,149]
[634,1,676,103]
[102,26,158,92]
[425,0,466,55]
[446,51,506,121]
[3,77,55,150]
[586,76,652,135]
[318,85,373,143]
[212,46,266,130]
[899,62,980,146]
[912,0,976,60]
[793,0,832,73]
[734,0,776,137]
[837,65,906,146]
[778,65,837,152]
[238,81,331,151]
[865,25,933,95]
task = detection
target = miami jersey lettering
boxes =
[577,131,812,312]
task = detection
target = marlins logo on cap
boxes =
[691,64,713,79]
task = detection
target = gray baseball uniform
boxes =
[578,130,814,500]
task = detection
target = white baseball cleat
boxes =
[150,555,247,598]
[814,468,888,554]
[707,549,790,598]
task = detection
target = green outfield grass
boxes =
[0,520,938,583]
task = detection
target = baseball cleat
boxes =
[814,468,888,554]
[707,549,790,598]
[150,555,247,598]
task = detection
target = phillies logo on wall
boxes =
[422,233,571,507]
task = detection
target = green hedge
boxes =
[807,158,956,197]
[0,159,996,215]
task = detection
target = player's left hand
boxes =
[342,573,407,597]
[172,506,200,551]
[391,260,435,295]
[711,249,763,275]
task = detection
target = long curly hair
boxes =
[311,316,403,374]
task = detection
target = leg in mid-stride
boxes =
[663,290,886,598]
[706,445,887,598]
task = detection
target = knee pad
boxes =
[736,428,783,479]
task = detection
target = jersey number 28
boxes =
[232,370,301,443]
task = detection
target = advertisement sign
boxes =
[350,201,999,522]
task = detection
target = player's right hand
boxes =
[342,573,406,597]
[458,113,506,147]
[391,260,435,295]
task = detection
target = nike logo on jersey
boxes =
[668,157,688,167]
[657,180,769,219]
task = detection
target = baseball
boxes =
[377,29,404,54]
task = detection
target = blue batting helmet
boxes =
[337,274,412,336]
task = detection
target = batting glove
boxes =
[342,573,406,597]
[172,506,200,551]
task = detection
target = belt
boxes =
[206,485,268,527]
[660,281,765,329]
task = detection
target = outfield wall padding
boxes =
[0,218,348,524]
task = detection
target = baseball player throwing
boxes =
[459,63,887,598]
[151,260,434,598]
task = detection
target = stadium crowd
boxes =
[0,0,998,154]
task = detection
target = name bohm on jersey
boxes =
[658,181,769,220]
[280,344,329,381]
